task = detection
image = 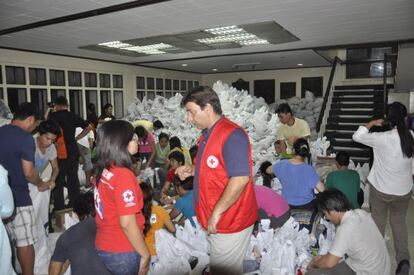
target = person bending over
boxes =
[307,189,390,275]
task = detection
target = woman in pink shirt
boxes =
[134,126,155,168]
[254,185,290,229]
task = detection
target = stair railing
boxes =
[382,53,397,113]
[316,56,343,137]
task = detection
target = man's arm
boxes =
[22,159,49,191]
[75,125,92,141]
[309,253,341,269]
[48,158,59,189]
[49,260,68,275]
[208,175,249,233]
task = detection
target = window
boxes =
[30,89,47,116]
[156,78,164,90]
[156,91,164,97]
[84,72,97,87]
[173,80,179,91]
[100,74,111,88]
[280,82,296,99]
[6,66,25,84]
[136,76,145,90]
[7,88,26,113]
[136,91,145,101]
[113,75,123,88]
[147,77,155,90]
[0,65,2,84]
[69,90,83,117]
[165,79,172,90]
[180,80,187,91]
[85,90,98,112]
[50,70,65,86]
[188,81,193,90]
[29,68,46,85]
[114,90,124,118]
[68,71,82,86]
[100,90,111,113]
[0,88,3,100]
[194,81,199,88]
[165,91,172,99]
[51,89,66,102]
[346,46,395,79]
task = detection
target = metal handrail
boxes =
[316,56,342,133]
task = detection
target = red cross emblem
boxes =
[207,155,219,168]
[122,190,135,203]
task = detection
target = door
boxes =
[301,77,323,98]
[254,79,275,104]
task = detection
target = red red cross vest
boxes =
[195,118,258,233]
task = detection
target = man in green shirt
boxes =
[325,151,360,209]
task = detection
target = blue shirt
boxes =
[175,191,196,227]
[193,118,250,202]
[273,160,319,206]
[0,124,35,206]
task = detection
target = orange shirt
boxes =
[144,205,171,256]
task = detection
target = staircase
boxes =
[323,84,389,164]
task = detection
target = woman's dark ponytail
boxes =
[293,138,310,161]
[387,102,414,158]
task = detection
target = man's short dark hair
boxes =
[73,192,95,220]
[38,120,60,136]
[276,103,292,115]
[335,151,350,166]
[316,188,352,213]
[168,150,185,165]
[180,86,222,115]
[13,102,42,121]
[53,96,68,106]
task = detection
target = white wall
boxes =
[0,48,201,116]
[201,67,332,100]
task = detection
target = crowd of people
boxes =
[0,85,412,275]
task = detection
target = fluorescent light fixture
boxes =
[98,41,132,48]
[212,68,218,71]
[182,64,188,67]
[199,25,269,46]
[297,63,303,66]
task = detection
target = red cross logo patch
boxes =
[207,155,219,168]
[122,190,135,204]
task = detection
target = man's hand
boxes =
[308,255,322,270]
[175,165,194,180]
[138,255,150,275]
[37,180,50,192]
[207,211,222,234]
[48,180,56,190]
[287,136,298,146]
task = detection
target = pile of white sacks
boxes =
[126,81,328,175]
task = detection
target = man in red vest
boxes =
[177,86,258,275]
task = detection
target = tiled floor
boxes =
[385,198,414,275]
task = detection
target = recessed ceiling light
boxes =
[182,64,188,67]
[198,25,269,46]
[297,63,303,66]
[212,68,218,71]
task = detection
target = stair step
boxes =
[331,97,383,103]
[334,84,392,90]
[331,148,372,158]
[330,139,369,149]
[333,91,381,96]
[329,110,383,116]
[325,131,354,139]
[331,103,377,109]
[328,117,372,123]
[326,124,359,131]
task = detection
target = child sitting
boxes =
[161,151,185,196]
[141,183,176,257]
[152,132,170,168]
[169,176,196,227]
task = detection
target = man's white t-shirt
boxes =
[329,210,390,275]
[75,127,94,149]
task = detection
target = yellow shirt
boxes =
[144,205,171,256]
[131,120,153,132]
[277,117,311,153]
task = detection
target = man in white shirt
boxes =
[307,189,390,275]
